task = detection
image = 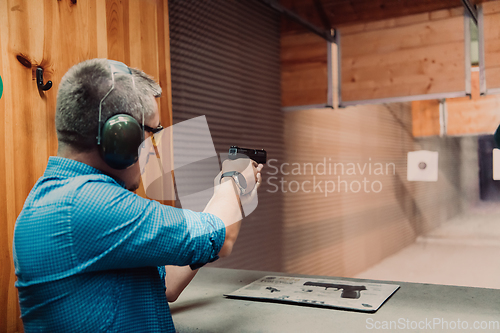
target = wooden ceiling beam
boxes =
[313,0,332,31]
[322,0,462,26]
[460,0,478,24]
[280,0,499,32]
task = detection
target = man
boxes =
[13,59,262,332]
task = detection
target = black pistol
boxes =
[228,146,267,164]
[303,282,367,299]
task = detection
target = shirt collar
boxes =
[44,156,127,188]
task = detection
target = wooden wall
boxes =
[482,1,500,92]
[412,99,441,137]
[0,1,172,332]
[339,7,467,103]
[281,32,329,107]
[410,1,500,137]
[412,70,500,137]
[281,8,470,108]
[279,0,496,31]
[447,70,500,135]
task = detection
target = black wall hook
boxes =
[36,67,52,91]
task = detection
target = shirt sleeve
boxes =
[71,179,226,272]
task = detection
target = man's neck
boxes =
[57,145,126,184]
[57,143,140,191]
[58,146,105,171]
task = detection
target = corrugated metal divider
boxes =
[169,0,285,271]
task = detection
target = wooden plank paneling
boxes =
[106,0,130,64]
[412,70,500,137]
[2,2,50,331]
[339,8,467,103]
[412,99,441,137]
[1,3,11,329]
[0,1,173,332]
[156,0,173,123]
[0,1,11,330]
[341,11,465,55]
[280,0,495,32]
[281,32,328,107]
[339,7,464,36]
[482,1,500,92]
[448,97,500,135]
[447,70,500,135]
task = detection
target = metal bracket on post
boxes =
[439,99,448,137]
[478,4,487,95]
[269,0,337,111]
[464,9,472,97]
[258,0,334,43]
[461,0,478,26]
[327,38,333,108]
[335,29,342,108]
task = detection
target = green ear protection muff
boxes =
[97,60,144,170]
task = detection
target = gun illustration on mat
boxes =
[303,282,367,299]
[266,287,280,293]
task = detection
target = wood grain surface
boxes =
[339,7,467,103]
[447,70,500,135]
[412,99,441,137]
[280,0,489,30]
[412,70,500,137]
[0,1,172,332]
[482,1,500,91]
[281,31,328,107]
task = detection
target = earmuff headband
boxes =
[97,60,144,145]
[96,60,146,169]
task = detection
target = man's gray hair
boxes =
[55,58,162,151]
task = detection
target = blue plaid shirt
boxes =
[13,156,225,332]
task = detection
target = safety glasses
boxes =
[144,124,163,134]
